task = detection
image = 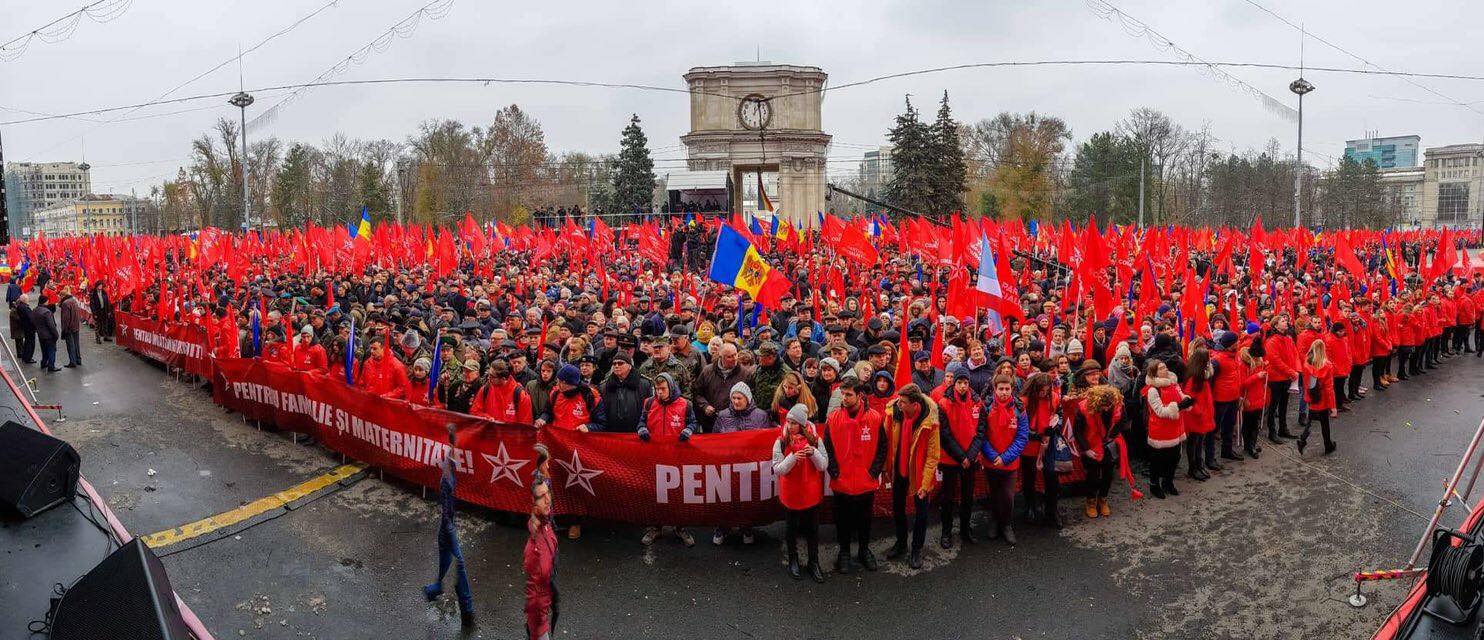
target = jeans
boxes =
[983,468,1016,530]
[831,491,874,559]
[891,474,929,551]
[63,332,80,366]
[39,338,57,369]
[938,464,975,537]
[784,506,820,565]
[427,525,473,612]
[1264,380,1292,437]
[1214,400,1239,455]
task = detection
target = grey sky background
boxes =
[3,0,1482,199]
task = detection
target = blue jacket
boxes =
[980,398,1030,463]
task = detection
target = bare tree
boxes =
[1117,108,1189,224]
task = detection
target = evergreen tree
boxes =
[1066,132,1141,224]
[929,91,967,216]
[884,96,935,217]
[612,114,655,222]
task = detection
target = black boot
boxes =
[1296,436,1307,455]
[1324,441,1337,455]
[1277,429,1298,440]
[460,609,476,628]
[1162,478,1180,496]
[810,561,825,583]
[1245,447,1260,460]
[886,540,907,560]
[857,549,879,572]
[939,531,954,549]
[908,548,923,570]
[788,554,802,580]
[835,550,853,575]
[1149,482,1166,499]
[961,526,979,545]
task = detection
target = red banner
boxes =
[116,313,213,378]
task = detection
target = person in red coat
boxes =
[636,373,700,548]
[1020,372,1063,527]
[773,403,829,583]
[1209,331,1244,461]
[524,478,558,639]
[1182,347,1217,479]
[1262,316,1299,442]
[404,357,441,408]
[357,337,411,400]
[261,326,290,364]
[1298,339,1337,456]
[1238,346,1268,459]
[1370,308,1394,390]
[822,377,886,573]
[291,325,328,374]
[471,361,533,424]
[1073,384,1123,519]
[1323,323,1352,412]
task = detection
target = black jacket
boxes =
[32,305,58,342]
[599,371,653,433]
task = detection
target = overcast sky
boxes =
[3,0,1483,198]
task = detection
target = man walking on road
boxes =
[423,423,475,628]
[32,294,60,372]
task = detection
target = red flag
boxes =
[893,299,912,390]
[1106,312,1131,362]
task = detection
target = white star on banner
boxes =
[555,449,603,496]
[480,442,530,488]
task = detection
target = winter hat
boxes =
[1077,359,1103,378]
[947,362,972,379]
[557,363,581,386]
[401,330,421,350]
[819,357,842,373]
[1331,322,1346,334]
[461,360,480,372]
[730,381,754,406]
[785,403,810,426]
[413,357,432,371]
[1245,321,1262,335]
[1066,339,1085,354]
[1216,331,1238,351]
[1113,342,1132,361]
[612,352,633,365]
[299,324,314,337]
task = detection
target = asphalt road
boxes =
[5,318,1482,640]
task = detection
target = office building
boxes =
[1344,135,1420,169]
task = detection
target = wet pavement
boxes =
[5,318,1482,640]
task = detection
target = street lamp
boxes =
[1289,77,1315,229]
[229,91,255,232]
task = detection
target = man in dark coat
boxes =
[32,296,60,372]
[597,353,651,433]
[89,283,115,342]
[10,294,36,363]
[59,287,85,367]
[693,342,753,431]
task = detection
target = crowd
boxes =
[4,216,1482,634]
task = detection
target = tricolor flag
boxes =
[708,225,791,308]
[353,206,372,240]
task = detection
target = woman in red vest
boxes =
[1238,346,1267,459]
[1144,359,1193,499]
[773,403,828,583]
[1020,372,1063,527]
[1182,346,1216,481]
[637,373,700,547]
[936,362,987,549]
[980,375,1028,545]
[1073,384,1123,519]
[822,377,886,574]
[1299,340,1338,456]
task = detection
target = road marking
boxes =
[140,463,366,549]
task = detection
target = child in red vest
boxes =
[773,403,829,583]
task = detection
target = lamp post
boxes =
[1289,77,1315,228]
[229,91,255,232]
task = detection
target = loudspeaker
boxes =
[0,420,79,517]
[50,539,192,640]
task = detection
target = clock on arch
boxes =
[737,94,772,131]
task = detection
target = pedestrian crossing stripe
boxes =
[140,463,366,549]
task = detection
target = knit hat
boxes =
[300,324,314,337]
[401,330,421,350]
[730,381,754,405]
[612,352,633,365]
[1113,342,1132,361]
[413,357,432,371]
[947,362,972,379]
[557,363,581,386]
[1066,339,1085,354]
[1245,321,1262,335]
[819,357,842,373]
[1215,330,1238,350]
[785,403,810,426]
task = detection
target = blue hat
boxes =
[1245,321,1261,335]
[557,363,581,386]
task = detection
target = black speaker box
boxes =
[0,419,79,517]
[50,538,193,640]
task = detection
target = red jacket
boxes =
[472,379,532,424]
[777,427,825,510]
[523,519,557,638]
[1182,376,1215,435]
[1021,388,1061,458]
[1240,360,1267,410]
[1370,315,1393,356]
[1210,350,1242,403]
[1324,332,1351,375]
[1144,375,1187,448]
[546,386,601,430]
[982,395,1028,471]
[291,343,328,374]
[824,403,885,496]
[1263,333,1298,381]
[641,396,694,438]
[357,354,410,400]
[404,375,440,408]
[1297,328,1324,365]
[1304,360,1337,411]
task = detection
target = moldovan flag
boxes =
[975,234,1022,319]
[709,225,791,308]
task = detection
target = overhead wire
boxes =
[0,0,132,62]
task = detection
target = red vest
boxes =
[778,429,824,510]
[984,397,1023,471]
[825,404,883,495]
[474,380,532,424]
[292,343,328,374]
[937,390,982,462]
[548,387,598,430]
[1210,350,1242,402]
[1144,381,1186,447]
[643,396,690,438]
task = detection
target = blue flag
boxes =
[250,307,262,356]
[427,329,443,402]
[344,317,357,386]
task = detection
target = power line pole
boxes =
[0,124,8,244]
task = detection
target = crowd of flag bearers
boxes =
[9,211,1484,590]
